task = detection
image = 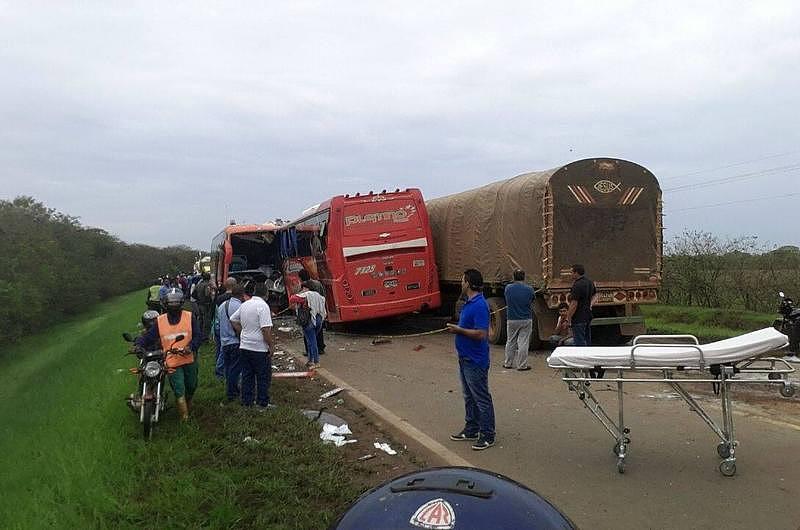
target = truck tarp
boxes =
[426,158,662,288]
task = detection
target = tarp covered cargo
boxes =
[426,158,662,291]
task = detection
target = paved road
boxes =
[294,330,800,530]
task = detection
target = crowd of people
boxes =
[137,269,328,419]
[138,263,596,455]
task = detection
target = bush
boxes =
[0,196,197,344]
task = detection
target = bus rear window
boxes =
[342,200,422,236]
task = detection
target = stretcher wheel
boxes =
[719,460,736,477]
[616,459,625,474]
[780,384,796,398]
[716,442,731,459]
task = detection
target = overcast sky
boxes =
[1,1,799,250]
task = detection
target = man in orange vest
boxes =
[136,288,202,420]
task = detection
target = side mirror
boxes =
[122,332,135,342]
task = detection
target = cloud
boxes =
[0,1,799,247]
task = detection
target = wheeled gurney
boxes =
[546,327,796,476]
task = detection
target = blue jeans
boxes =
[240,349,271,407]
[303,315,323,363]
[214,326,224,379]
[571,322,592,347]
[222,343,242,401]
[458,358,495,439]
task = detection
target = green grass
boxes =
[0,291,364,529]
[641,304,776,341]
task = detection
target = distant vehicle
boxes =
[193,255,212,275]
[283,188,441,323]
[210,223,287,308]
[774,291,800,358]
[426,157,663,345]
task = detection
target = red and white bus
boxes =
[210,223,287,307]
[283,188,441,323]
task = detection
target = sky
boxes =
[1,1,799,250]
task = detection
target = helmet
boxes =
[164,288,185,313]
[141,310,159,329]
[331,467,575,529]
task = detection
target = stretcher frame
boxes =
[550,334,797,477]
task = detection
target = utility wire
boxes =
[670,192,800,212]
[663,163,800,192]
[661,149,800,183]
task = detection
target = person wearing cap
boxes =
[446,269,496,451]
[502,269,535,371]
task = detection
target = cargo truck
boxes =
[426,157,662,346]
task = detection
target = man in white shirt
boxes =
[230,282,276,409]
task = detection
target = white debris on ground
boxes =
[320,423,357,447]
[373,442,397,455]
[243,436,261,444]
[319,387,344,399]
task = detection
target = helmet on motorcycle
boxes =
[141,310,159,329]
[164,288,185,314]
[331,467,575,529]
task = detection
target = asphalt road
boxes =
[293,328,800,530]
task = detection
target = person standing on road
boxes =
[298,269,327,355]
[502,269,535,371]
[229,282,276,410]
[146,279,163,311]
[565,263,597,347]
[217,282,244,403]
[135,288,202,421]
[446,269,496,451]
[290,281,327,370]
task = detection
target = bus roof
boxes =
[288,188,422,226]
[221,223,280,235]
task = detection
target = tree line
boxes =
[0,197,197,345]
[660,230,800,313]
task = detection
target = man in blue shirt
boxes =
[446,269,496,450]
[217,282,244,402]
[503,269,535,371]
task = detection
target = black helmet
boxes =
[330,467,575,529]
[164,288,184,312]
[141,310,159,329]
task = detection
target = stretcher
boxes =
[546,328,796,476]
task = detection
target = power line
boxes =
[669,191,800,212]
[661,149,800,183]
[663,163,800,192]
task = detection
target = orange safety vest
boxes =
[157,311,194,368]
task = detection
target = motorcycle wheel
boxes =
[143,400,156,440]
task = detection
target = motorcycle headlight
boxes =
[144,361,161,378]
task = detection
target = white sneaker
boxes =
[783,355,800,364]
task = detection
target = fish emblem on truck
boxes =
[593,180,622,194]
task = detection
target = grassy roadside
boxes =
[0,291,402,529]
[641,304,776,341]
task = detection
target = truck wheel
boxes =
[487,297,507,344]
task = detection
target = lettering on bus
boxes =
[344,205,416,226]
[354,265,376,275]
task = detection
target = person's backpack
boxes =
[296,301,312,328]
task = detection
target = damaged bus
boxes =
[210,223,288,309]
[427,157,662,346]
[283,188,442,323]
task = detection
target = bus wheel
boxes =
[487,297,507,344]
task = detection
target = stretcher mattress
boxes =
[547,327,788,369]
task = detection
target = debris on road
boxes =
[413,344,425,351]
[371,338,392,345]
[320,387,344,399]
[357,454,376,461]
[243,436,261,444]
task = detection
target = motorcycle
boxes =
[122,332,185,439]
[773,291,800,361]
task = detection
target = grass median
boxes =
[642,304,776,341]
[0,291,383,529]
